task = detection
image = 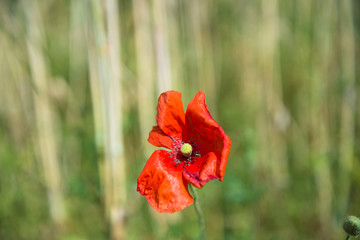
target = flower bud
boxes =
[343,216,360,237]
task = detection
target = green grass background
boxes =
[0,0,360,239]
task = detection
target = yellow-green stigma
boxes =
[180,143,193,158]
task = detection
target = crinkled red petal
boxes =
[148,126,173,149]
[156,91,185,139]
[183,91,231,181]
[183,152,218,188]
[137,150,193,213]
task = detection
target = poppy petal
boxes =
[183,152,218,188]
[156,91,185,139]
[148,126,173,149]
[137,150,193,213]
[183,91,231,181]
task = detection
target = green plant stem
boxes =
[189,185,207,240]
[346,235,350,240]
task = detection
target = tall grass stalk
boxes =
[68,0,88,111]
[64,0,88,177]
[187,0,216,108]
[258,0,288,188]
[153,0,172,94]
[311,1,334,232]
[105,0,127,238]
[166,0,182,93]
[338,0,356,215]
[89,0,126,238]
[132,0,156,155]
[87,0,105,202]
[23,0,66,228]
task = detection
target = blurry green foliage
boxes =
[0,0,360,239]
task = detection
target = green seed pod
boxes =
[343,216,360,237]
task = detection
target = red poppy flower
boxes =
[137,90,231,213]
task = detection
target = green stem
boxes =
[346,235,350,240]
[189,185,207,240]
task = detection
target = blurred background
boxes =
[0,0,359,239]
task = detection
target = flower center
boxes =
[169,138,200,166]
[180,143,192,158]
